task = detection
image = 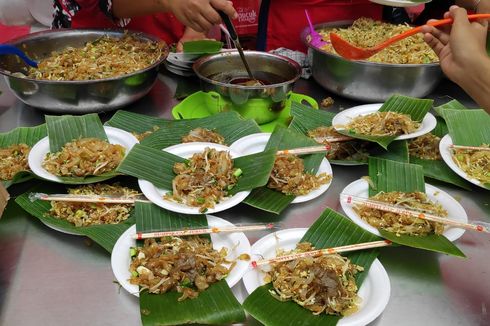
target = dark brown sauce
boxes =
[229,77,270,86]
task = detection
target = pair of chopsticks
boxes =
[340,193,490,234]
[449,145,490,151]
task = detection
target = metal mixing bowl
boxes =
[301,21,443,102]
[193,51,301,124]
[0,29,167,113]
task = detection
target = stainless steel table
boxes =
[0,73,489,326]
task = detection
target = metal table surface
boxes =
[0,73,489,326]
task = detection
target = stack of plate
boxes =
[164,52,200,77]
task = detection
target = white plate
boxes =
[111,215,251,297]
[138,142,250,214]
[332,104,437,140]
[166,56,195,68]
[39,222,82,236]
[369,0,431,8]
[29,0,54,26]
[164,63,195,77]
[230,133,333,203]
[28,126,139,184]
[340,179,467,241]
[439,134,487,190]
[242,229,391,326]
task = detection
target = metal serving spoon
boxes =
[330,13,490,61]
[218,10,262,86]
[0,44,38,68]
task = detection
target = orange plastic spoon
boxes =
[330,14,490,60]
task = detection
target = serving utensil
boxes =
[217,10,261,85]
[304,9,328,48]
[251,239,392,267]
[0,44,38,67]
[330,13,490,60]
[132,222,278,239]
[340,193,490,234]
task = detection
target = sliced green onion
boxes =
[130,247,137,257]
[233,168,243,177]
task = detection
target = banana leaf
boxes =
[14,180,136,253]
[289,102,408,164]
[0,124,46,187]
[135,202,245,325]
[368,157,465,256]
[105,110,175,134]
[117,143,276,194]
[140,112,262,149]
[183,40,223,53]
[434,99,468,118]
[444,109,490,146]
[408,117,471,190]
[337,95,433,149]
[45,114,121,183]
[243,126,326,214]
[243,208,381,326]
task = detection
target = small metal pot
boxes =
[193,51,301,124]
[0,29,167,113]
[301,21,443,102]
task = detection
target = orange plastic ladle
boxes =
[330,14,490,61]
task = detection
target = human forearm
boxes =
[456,0,490,12]
[111,0,169,18]
[457,56,490,112]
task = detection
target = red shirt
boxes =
[266,0,383,52]
[58,0,185,44]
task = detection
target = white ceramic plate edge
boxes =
[332,104,437,140]
[439,134,487,189]
[138,142,250,214]
[111,215,251,297]
[242,228,391,326]
[28,126,139,184]
[340,179,467,241]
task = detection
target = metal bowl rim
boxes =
[0,28,168,84]
[192,50,301,90]
[300,22,440,68]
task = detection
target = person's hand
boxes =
[176,27,210,52]
[164,0,237,33]
[421,6,489,85]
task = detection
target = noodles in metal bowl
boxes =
[0,29,168,113]
[300,19,443,102]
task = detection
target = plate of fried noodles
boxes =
[28,126,138,184]
[138,142,250,214]
[111,215,251,297]
[439,134,490,190]
[242,228,390,326]
[332,104,436,140]
[230,133,333,203]
[340,179,467,241]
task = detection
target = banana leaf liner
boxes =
[134,202,245,325]
[0,124,46,187]
[289,102,409,164]
[443,109,490,189]
[45,114,124,184]
[408,116,472,190]
[117,143,276,197]
[243,125,327,214]
[243,208,382,326]
[14,179,137,253]
[336,94,433,149]
[367,157,465,257]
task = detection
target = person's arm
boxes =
[456,0,490,13]
[111,0,237,32]
[422,6,490,112]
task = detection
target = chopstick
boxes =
[276,145,331,156]
[449,145,490,151]
[340,193,490,234]
[251,240,391,268]
[313,135,354,143]
[29,192,150,204]
[132,222,278,239]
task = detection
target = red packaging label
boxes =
[232,0,259,36]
